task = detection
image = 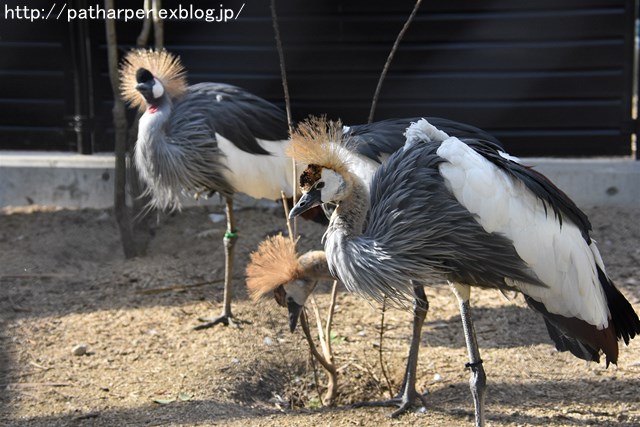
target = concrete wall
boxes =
[1,152,638,209]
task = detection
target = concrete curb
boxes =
[1,152,638,209]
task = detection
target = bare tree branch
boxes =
[368,0,423,123]
[270,0,298,238]
[136,0,152,47]
[152,0,164,49]
[105,0,137,258]
[299,310,338,405]
[269,0,293,131]
[324,280,339,359]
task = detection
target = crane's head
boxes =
[275,277,318,332]
[134,68,165,105]
[287,116,353,219]
[289,165,347,218]
[246,235,329,332]
[119,49,187,112]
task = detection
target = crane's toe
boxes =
[352,388,428,418]
[194,313,244,330]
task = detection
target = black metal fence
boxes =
[0,0,637,157]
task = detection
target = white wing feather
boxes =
[436,136,609,329]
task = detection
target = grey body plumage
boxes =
[289,117,640,426]
[136,82,289,212]
[328,141,543,308]
[122,50,293,328]
[344,117,503,163]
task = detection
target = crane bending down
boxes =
[246,234,332,327]
[246,116,506,417]
[246,235,432,417]
[288,118,640,426]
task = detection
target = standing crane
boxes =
[246,116,506,417]
[118,50,501,332]
[120,49,297,328]
[288,118,640,426]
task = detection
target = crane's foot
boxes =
[352,389,428,418]
[194,313,242,330]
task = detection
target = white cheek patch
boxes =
[321,169,346,202]
[152,78,165,99]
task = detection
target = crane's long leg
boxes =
[450,283,486,427]
[195,196,238,329]
[353,282,429,417]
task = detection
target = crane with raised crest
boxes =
[287,117,640,427]
[119,52,500,332]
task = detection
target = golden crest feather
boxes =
[287,116,349,177]
[119,49,188,112]
[246,234,300,301]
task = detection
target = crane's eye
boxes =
[316,182,325,189]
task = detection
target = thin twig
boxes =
[378,298,394,398]
[367,0,423,123]
[269,0,293,130]
[299,310,338,405]
[310,297,331,363]
[3,382,70,389]
[280,191,294,241]
[324,280,340,359]
[270,0,297,238]
[299,311,334,375]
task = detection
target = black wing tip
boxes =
[524,295,619,365]
[541,317,601,363]
[598,266,640,345]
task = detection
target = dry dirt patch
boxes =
[0,204,639,426]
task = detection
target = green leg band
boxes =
[224,230,238,239]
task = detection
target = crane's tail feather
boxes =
[597,266,640,345]
[540,316,600,363]
[524,295,619,366]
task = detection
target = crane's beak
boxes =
[289,188,322,219]
[135,81,154,102]
[287,299,304,332]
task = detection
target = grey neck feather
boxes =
[134,97,233,212]
[323,176,398,300]
[298,251,333,281]
[135,101,175,209]
[325,177,370,240]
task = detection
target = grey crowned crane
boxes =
[245,234,331,327]
[247,116,506,417]
[288,118,640,426]
[120,49,298,329]
[246,236,429,417]
[118,50,501,332]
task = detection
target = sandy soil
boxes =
[0,203,639,427]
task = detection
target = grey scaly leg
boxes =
[354,282,429,417]
[450,283,486,427]
[195,196,238,329]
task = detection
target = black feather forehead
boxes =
[299,164,323,192]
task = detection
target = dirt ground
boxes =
[0,202,639,427]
